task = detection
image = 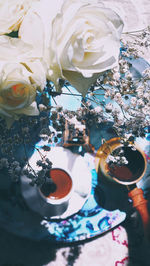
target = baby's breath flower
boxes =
[93,106,103,113]
[112,71,120,80]
[39,104,48,112]
[137,99,145,106]
[114,93,123,105]
[143,106,150,115]
[106,155,117,164]
[130,97,137,107]
[125,72,132,80]
[104,90,111,98]
[105,103,113,112]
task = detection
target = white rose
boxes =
[0,35,41,61]
[50,0,124,96]
[0,36,47,92]
[0,60,46,127]
[19,0,64,62]
[0,0,39,35]
[19,0,123,96]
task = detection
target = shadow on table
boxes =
[0,227,82,266]
[0,214,150,266]
[121,212,150,266]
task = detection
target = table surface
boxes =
[1,1,150,266]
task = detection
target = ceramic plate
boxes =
[0,156,126,242]
[18,152,126,242]
[21,146,92,219]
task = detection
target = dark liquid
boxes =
[41,169,72,200]
[108,147,145,182]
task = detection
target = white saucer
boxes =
[21,147,92,219]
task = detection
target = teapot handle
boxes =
[128,187,150,238]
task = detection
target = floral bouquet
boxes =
[0,0,150,187]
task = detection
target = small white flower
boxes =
[39,104,47,112]
[106,155,116,163]
[112,108,120,115]
[136,85,144,97]
[94,106,103,113]
[143,67,150,78]
[105,103,113,112]
[131,146,136,151]
[113,71,120,80]
[142,106,150,115]
[130,97,137,107]
[114,93,123,104]
[68,116,85,130]
[121,156,128,164]
[143,92,150,99]
[120,65,129,73]
[137,99,144,106]
[125,71,132,80]
[104,90,112,98]
[123,104,129,111]
[115,119,124,126]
